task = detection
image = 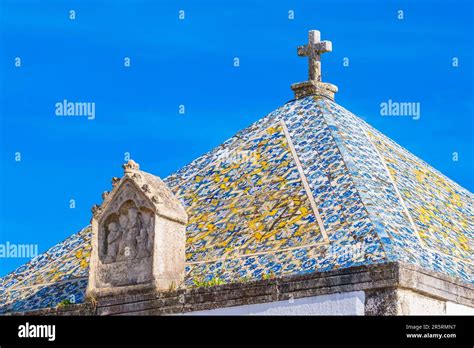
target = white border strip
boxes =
[280,120,329,242]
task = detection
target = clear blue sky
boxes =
[0,0,472,276]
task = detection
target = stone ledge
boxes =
[396,262,473,307]
[5,302,94,316]
[9,261,473,315]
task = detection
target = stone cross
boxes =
[297,30,332,82]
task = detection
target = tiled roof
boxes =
[1,96,472,313]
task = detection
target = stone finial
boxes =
[122,159,140,174]
[111,177,120,187]
[91,204,103,217]
[291,30,338,101]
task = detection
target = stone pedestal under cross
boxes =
[291,30,338,100]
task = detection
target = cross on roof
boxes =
[297,30,332,82]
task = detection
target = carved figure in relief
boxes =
[125,207,140,258]
[117,213,130,260]
[101,201,154,262]
[137,211,153,258]
[104,221,121,262]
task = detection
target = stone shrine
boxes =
[87,160,187,297]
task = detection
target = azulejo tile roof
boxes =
[1,96,472,313]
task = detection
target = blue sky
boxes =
[0,0,472,276]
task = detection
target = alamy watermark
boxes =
[55,99,96,120]
[380,99,421,120]
[18,322,55,342]
[0,242,38,258]
[328,242,365,260]
[217,148,255,165]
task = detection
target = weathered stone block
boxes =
[87,160,188,299]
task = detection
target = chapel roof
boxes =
[1,31,472,314]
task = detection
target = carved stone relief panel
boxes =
[99,200,155,264]
[96,181,156,287]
